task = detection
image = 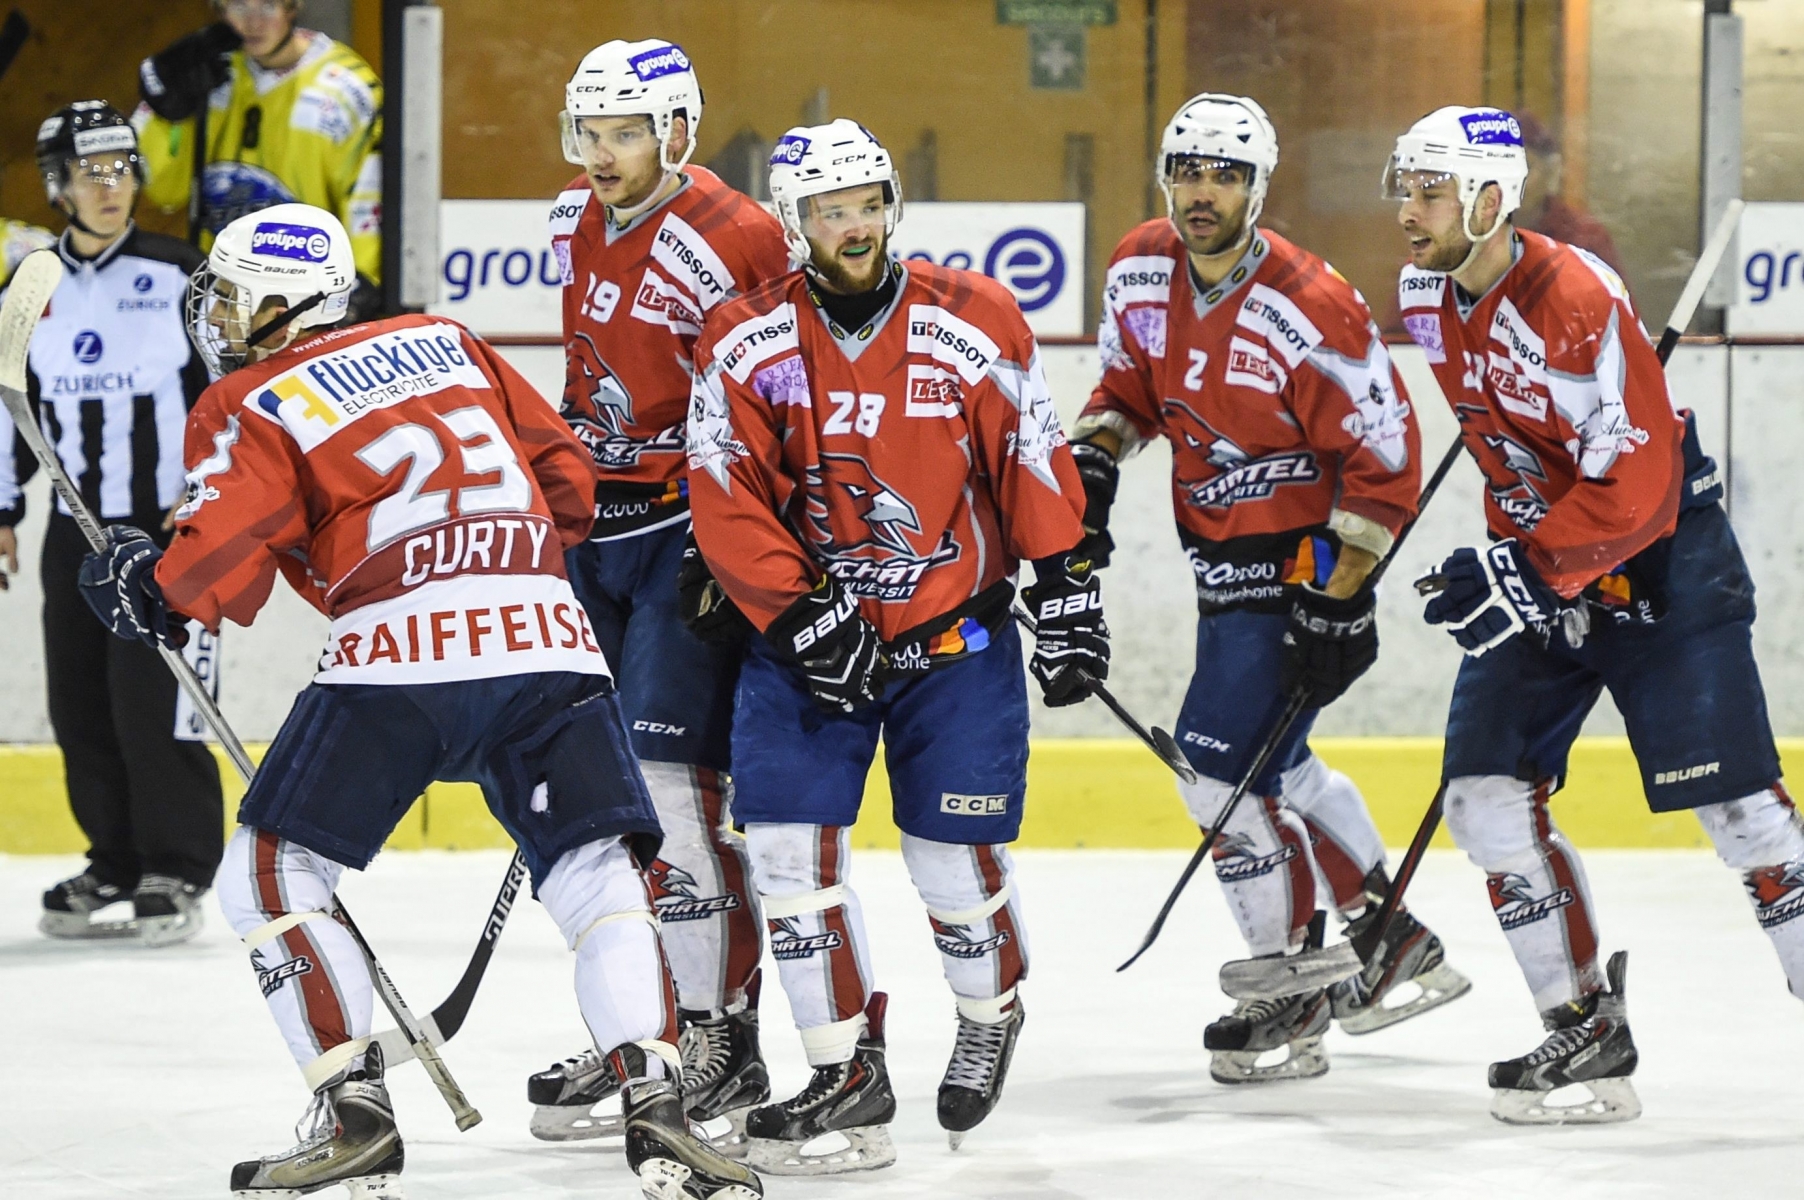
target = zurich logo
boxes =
[133,273,153,294]
[73,330,104,363]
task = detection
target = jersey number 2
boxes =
[356,406,532,551]
[1184,349,1209,391]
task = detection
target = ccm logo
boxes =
[1654,762,1720,786]
[941,793,1009,816]
[632,720,688,736]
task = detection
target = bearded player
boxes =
[1391,105,1803,1124]
[1072,93,1469,1086]
[77,203,760,1200]
[528,38,789,1150]
[686,119,1107,1172]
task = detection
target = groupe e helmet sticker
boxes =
[251,222,332,263]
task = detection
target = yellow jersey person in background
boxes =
[133,0,381,314]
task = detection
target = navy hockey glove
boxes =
[78,526,187,650]
[1021,552,1109,707]
[1069,440,1119,568]
[139,22,242,121]
[765,575,884,713]
[1421,540,1563,657]
[1280,584,1378,707]
[676,527,750,644]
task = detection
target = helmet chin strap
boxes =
[246,291,327,354]
[1455,205,1508,275]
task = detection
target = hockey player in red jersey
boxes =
[76,203,761,1200]
[686,120,1107,1172]
[1390,105,1803,1124]
[529,37,791,1151]
[1073,94,1469,1085]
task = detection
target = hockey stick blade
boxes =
[1219,940,1361,1000]
[0,250,62,391]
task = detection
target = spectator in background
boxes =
[133,0,381,317]
[1515,112,1626,281]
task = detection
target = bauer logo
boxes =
[770,135,811,167]
[1458,111,1524,146]
[628,44,691,81]
[941,793,1010,817]
[251,222,332,263]
[1653,761,1720,786]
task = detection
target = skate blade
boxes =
[1220,942,1362,1001]
[39,911,139,940]
[743,1126,897,1176]
[691,1106,754,1160]
[231,1176,405,1200]
[948,1130,966,1152]
[139,909,204,948]
[1337,963,1474,1036]
[1491,1077,1642,1126]
[638,1158,761,1200]
[529,1102,625,1142]
[1209,1035,1330,1086]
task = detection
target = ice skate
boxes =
[1204,988,1331,1084]
[680,1001,770,1159]
[134,873,206,947]
[743,993,898,1176]
[617,1045,763,1200]
[1331,898,1471,1034]
[39,871,134,940]
[230,1044,404,1198]
[527,1045,623,1141]
[938,994,1025,1150]
[1490,950,1640,1125]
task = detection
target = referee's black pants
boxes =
[41,513,223,890]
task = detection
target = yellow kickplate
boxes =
[0,738,1781,855]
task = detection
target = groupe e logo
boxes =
[904,227,1067,314]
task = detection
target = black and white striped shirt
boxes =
[0,226,207,528]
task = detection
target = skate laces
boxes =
[1521,1021,1593,1066]
[787,1059,853,1113]
[274,1091,338,1161]
[681,1020,733,1090]
[1234,995,1295,1025]
[547,1047,606,1082]
[944,1016,1010,1091]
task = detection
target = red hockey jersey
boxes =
[1080,222,1419,608]
[156,314,608,684]
[552,166,789,533]
[1397,230,1683,597]
[687,263,1087,642]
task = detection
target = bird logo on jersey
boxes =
[564,331,685,469]
[1745,862,1804,929]
[1480,425,1552,531]
[801,452,960,602]
[768,916,845,961]
[646,860,743,923]
[1164,399,1320,510]
[929,917,1012,960]
[1487,872,1575,930]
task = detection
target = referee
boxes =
[0,102,223,946]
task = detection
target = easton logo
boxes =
[769,917,844,960]
[250,222,331,263]
[1487,873,1574,930]
[627,44,691,81]
[1654,762,1720,786]
[257,956,314,997]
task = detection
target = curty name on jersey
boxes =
[1184,452,1320,509]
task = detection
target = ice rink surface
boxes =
[4,847,1801,1199]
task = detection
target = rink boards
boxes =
[3,735,1782,855]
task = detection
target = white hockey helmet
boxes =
[1383,105,1529,243]
[766,119,903,265]
[187,202,356,375]
[560,39,702,175]
[1158,93,1280,231]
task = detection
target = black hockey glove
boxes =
[78,526,188,651]
[139,22,242,122]
[677,527,750,644]
[765,575,885,713]
[1280,584,1377,708]
[1069,439,1119,568]
[1021,551,1109,707]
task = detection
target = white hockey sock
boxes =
[1696,787,1804,1001]
[1180,776,1316,956]
[540,837,678,1059]
[1280,754,1386,913]
[901,834,1029,1012]
[745,823,874,1065]
[639,761,763,1013]
[215,826,374,1083]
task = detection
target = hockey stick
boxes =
[0,11,30,86]
[1118,432,1466,973]
[1221,200,1751,1001]
[1011,605,1196,784]
[0,250,481,1130]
